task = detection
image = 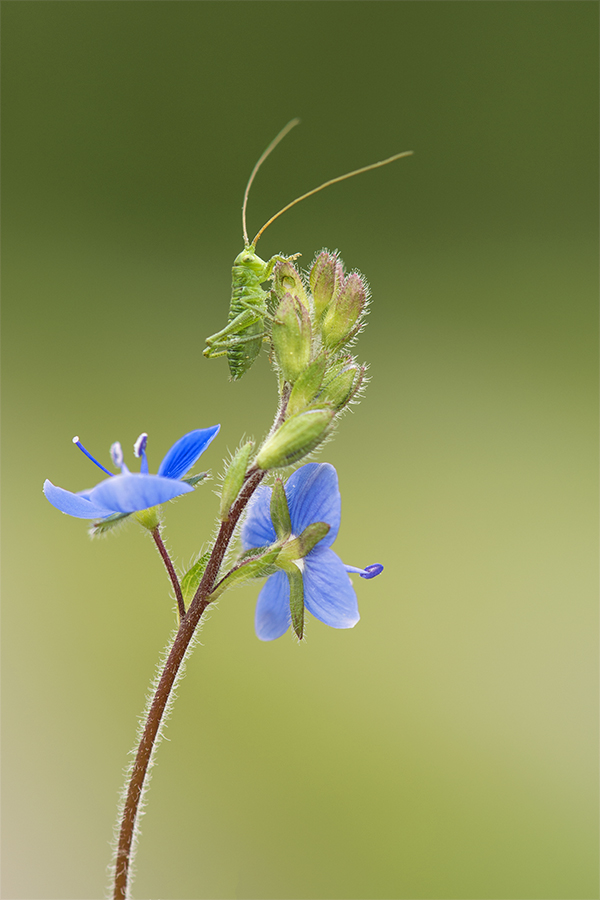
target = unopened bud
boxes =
[309,251,344,319]
[321,272,368,349]
[220,441,254,521]
[256,408,334,469]
[271,294,312,383]
[287,354,327,416]
[272,259,308,306]
[319,360,365,411]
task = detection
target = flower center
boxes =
[287,534,305,571]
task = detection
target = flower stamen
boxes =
[134,433,149,474]
[72,436,114,477]
[110,442,130,473]
[345,563,384,579]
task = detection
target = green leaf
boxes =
[181,551,211,604]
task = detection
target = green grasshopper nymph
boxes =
[203,119,412,380]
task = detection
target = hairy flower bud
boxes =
[256,408,334,470]
[220,441,254,521]
[309,251,344,320]
[272,259,308,306]
[271,294,312,383]
[286,354,327,416]
[319,360,365,411]
[321,272,368,349]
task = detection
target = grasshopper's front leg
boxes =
[262,253,301,282]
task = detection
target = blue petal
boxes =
[89,473,193,513]
[285,464,341,549]
[241,485,277,550]
[255,571,291,641]
[43,480,115,519]
[303,546,360,629]
[158,426,220,480]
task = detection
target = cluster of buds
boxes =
[255,251,368,471]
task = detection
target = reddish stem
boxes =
[112,384,290,900]
[112,469,265,900]
[152,528,185,619]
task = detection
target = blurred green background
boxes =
[2,3,598,899]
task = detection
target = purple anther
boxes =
[133,433,148,458]
[134,433,149,474]
[344,563,384,579]
[110,442,124,468]
[360,563,383,579]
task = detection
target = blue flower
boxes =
[242,462,383,641]
[43,426,220,519]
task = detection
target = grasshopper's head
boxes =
[234,246,267,277]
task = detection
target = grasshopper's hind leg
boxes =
[204,308,261,348]
[203,329,267,358]
[204,308,266,359]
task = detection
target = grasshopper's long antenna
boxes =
[252,150,414,247]
[242,118,301,247]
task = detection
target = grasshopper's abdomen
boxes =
[227,264,268,380]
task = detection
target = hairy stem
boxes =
[151,527,185,619]
[112,469,265,900]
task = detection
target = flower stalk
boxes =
[151,527,185,620]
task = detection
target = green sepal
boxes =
[287,354,327,416]
[220,442,254,521]
[279,521,330,563]
[181,551,211,605]
[270,478,292,540]
[280,562,305,641]
[210,547,281,601]
[89,512,131,537]
[181,471,209,487]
